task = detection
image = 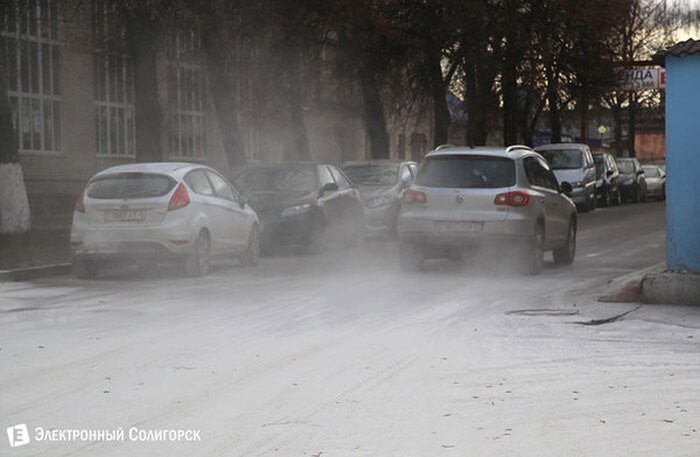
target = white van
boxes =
[534,143,597,212]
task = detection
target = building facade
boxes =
[1,1,435,224]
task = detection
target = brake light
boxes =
[75,192,86,213]
[168,183,190,211]
[494,191,530,207]
[401,188,427,205]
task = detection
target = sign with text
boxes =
[618,66,666,91]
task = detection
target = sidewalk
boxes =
[0,217,73,281]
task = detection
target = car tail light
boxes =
[75,192,86,213]
[401,188,427,205]
[494,191,530,207]
[168,183,191,211]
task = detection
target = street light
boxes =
[597,125,607,146]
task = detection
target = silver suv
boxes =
[397,145,577,274]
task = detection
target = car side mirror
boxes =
[560,181,573,197]
[319,182,339,196]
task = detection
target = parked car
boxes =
[616,157,647,203]
[642,164,666,200]
[341,160,418,236]
[593,152,621,206]
[233,162,365,253]
[71,163,260,279]
[397,145,577,274]
[534,143,597,212]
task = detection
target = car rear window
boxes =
[416,156,515,189]
[538,149,583,170]
[87,173,176,199]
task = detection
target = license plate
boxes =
[104,209,146,222]
[434,221,482,233]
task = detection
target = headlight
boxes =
[365,195,392,209]
[280,203,312,217]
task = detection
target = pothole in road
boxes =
[506,309,580,317]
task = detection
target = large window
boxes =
[93,0,134,157]
[168,30,206,159]
[1,0,62,154]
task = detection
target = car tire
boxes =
[239,225,260,267]
[184,232,210,277]
[73,258,99,279]
[553,218,576,265]
[632,185,640,203]
[612,189,621,206]
[601,189,611,207]
[520,224,544,275]
[399,242,424,272]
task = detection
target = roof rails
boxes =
[505,144,534,154]
[434,144,455,151]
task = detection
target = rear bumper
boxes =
[399,233,528,259]
[398,216,534,255]
[72,243,186,263]
[71,217,195,259]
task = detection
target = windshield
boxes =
[343,164,399,186]
[642,167,659,177]
[234,166,318,194]
[416,156,515,189]
[617,160,636,174]
[87,173,176,199]
[538,149,583,170]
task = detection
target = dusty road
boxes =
[2,201,699,456]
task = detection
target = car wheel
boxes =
[553,218,576,265]
[73,258,99,279]
[632,185,640,203]
[184,232,210,277]
[399,242,424,272]
[601,189,611,207]
[612,189,621,206]
[520,224,544,275]
[239,225,260,267]
[661,184,666,200]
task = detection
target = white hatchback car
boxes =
[398,145,577,274]
[71,162,260,278]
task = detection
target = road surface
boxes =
[2,201,699,456]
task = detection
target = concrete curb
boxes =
[0,263,72,282]
[599,263,665,303]
[600,262,700,306]
[643,271,700,306]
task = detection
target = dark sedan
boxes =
[616,157,647,203]
[233,162,365,253]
